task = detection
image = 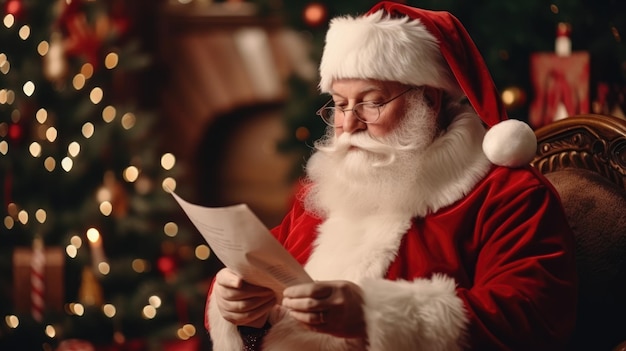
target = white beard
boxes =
[304,92,439,219]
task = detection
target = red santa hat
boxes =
[318,1,536,168]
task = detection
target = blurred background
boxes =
[0,0,624,350]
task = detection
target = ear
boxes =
[423,86,443,114]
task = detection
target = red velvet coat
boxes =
[266,165,577,350]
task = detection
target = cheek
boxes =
[366,125,394,138]
[369,115,403,137]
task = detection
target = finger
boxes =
[283,283,333,299]
[215,268,243,288]
[288,309,326,325]
[219,297,277,326]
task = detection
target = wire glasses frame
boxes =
[315,87,415,127]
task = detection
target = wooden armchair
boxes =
[530,114,626,351]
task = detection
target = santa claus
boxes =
[206,2,577,350]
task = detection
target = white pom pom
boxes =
[482,119,537,167]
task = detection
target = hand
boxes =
[213,268,277,328]
[282,280,366,339]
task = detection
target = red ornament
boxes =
[5,0,23,18]
[8,123,22,142]
[303,2,328,28]
[157,255,177,278]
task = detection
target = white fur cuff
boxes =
[360,274,468,351]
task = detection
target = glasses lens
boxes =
[320,108,335,125]
[354,103,380,123]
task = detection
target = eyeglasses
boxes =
[316,87,415,127]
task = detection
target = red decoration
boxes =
[157,255,177,278]
[31,236,45,322]
[8,123,22,142]
[162,337,201,351]
[303,2,328,27]
[4,0,23,18]
[54,0,130,68]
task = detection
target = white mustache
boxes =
[332,132,396,155]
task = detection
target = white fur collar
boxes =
[305,111,491,280]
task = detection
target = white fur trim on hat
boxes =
[482,119,537,167]
[319,10,462,98]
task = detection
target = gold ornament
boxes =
[78,266,104,306]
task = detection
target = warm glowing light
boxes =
[0,55,9,75]
[37,41,49,56]
[142,305,156,319]
[44,157,56,171]
[82,122,94,138]
[4,216,14,229]
[148,295,162,308]
[0,89,14,103]
[132,259,148,273]
[35,209,46,223]
[295,127,310,141]
[23,81,35,96]
[90,87,103,104]
[0,58,11,75]
[4,14,15,28]
[550,4,559,14]
[17,210,28,224]
[86,228,100,243]
[71,303,85,316]
[161,153,176,170]
[45,324,56,338]
[61,157,73,172]
[104,52,119,69]
[81,63,94,79]
[71,235,82,248]
[98,261,110,275]
[5,315,19,328]
[0,140,7,155]
[102,105,116,122]
[36,108,47,123]
[121,112,135,130]
[162,178,176,192]
[66,245,77,258]
[163,222,178,237]
[178,324,196,340]
[99,201,112,216]
[46,127,58,142]
[29,142,42,157]
[123,166,139,182]
[195,245,211,260]
[73,74,86,90]
[103,304,116,318]
[7,203,18,216]
[68,141,80,157]
[18,25,30,40]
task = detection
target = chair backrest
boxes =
[530,114,626,351]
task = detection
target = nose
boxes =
[339,109,366,134]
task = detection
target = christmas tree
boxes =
[0,1,212,350]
